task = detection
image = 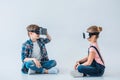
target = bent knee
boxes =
[25,60,35,69]
[50,60,57,67]
[77,65,86,73]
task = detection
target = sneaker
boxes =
[48,67,59,74]
[28,68,36,75]
[71,70,83,78]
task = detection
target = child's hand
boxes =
[46,33,52,41]
[74,61,80,70]
[33,58,41,68]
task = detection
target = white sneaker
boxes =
[48,67,59,74]
[28,68,36,75]
[71,70,83,78]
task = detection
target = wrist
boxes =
[79,61,82,64]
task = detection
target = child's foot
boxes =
[28,68,36,75]
[71,70,83,78]
[48,67,59,74]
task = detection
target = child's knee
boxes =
[77,65,85,73]
[25,60,35,69]
[50,60,57,67]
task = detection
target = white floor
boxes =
[1,65,120,80]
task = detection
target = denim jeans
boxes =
[25,60,56,73]
[77,60,105,76]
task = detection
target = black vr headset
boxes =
[83,32,99,39]
[28,27,47,35]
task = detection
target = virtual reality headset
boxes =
[83,32,99,39]
[28,27,47,35]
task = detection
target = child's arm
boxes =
[43,33,51,44]
[24,58,41,68]
[74,57,88,70]
[81,51,95,66]
[21,43,41,68]
[46,32,51,41]
[78,56,88,64]
[24,58,35,62]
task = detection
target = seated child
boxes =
[21,24,59,75]
[71,26,105,77]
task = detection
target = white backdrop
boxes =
[0,0,120,80]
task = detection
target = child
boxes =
[21,24,59,75]
[71,25,105,77]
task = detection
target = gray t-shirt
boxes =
[31,41,41,62]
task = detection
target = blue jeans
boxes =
[25,60,56,73]
[77,60,105,76]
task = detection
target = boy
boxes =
[21,24,59,75]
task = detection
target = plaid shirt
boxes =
[21,38,50,73]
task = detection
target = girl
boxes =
[71,25,105,77]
